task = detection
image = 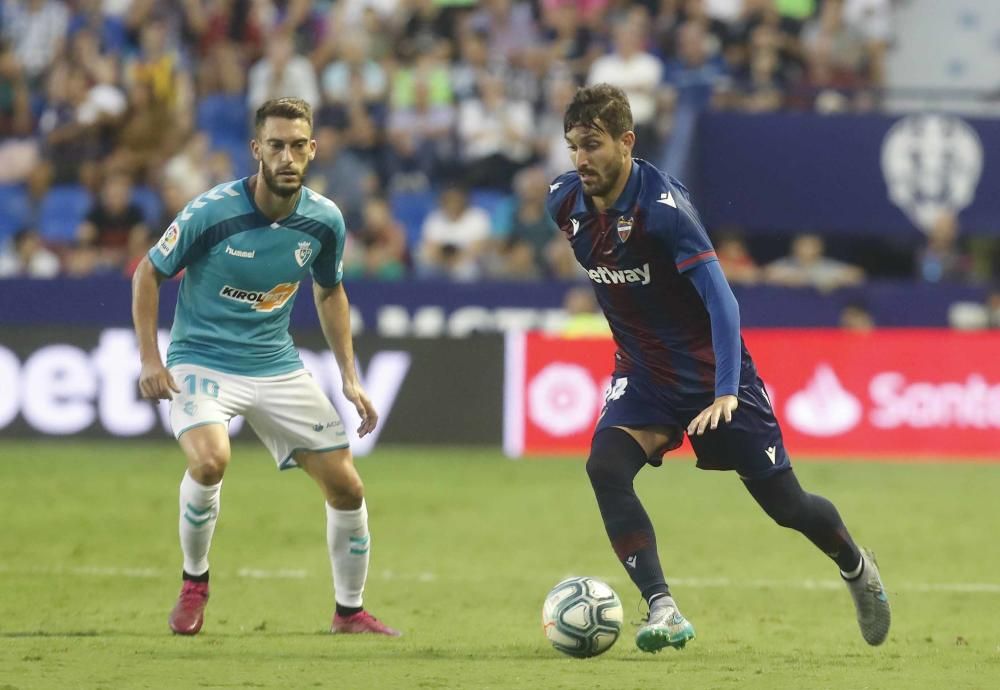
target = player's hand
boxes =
[686,395,739,436]
[138,360,180,400]
[343,380,378,437]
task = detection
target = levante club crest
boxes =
[617,216,634,242]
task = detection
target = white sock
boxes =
[326,499,370,609]
[179,471,222,576]
[841,556,864,580]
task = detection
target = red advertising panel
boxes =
[504,330,1000,460]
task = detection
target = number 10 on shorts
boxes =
[183,374,220,398]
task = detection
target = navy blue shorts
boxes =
[594,373,791,481]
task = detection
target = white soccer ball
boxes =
[542,576,623,658]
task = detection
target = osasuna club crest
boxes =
[617,216,634,242]
[294,241,313,267]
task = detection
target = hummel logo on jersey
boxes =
[219,283,299,312]
[656,191,676,208]
[625,555,638,569]
[587,262,651,286]
[225,244,255,259]
[549,181,562,193]
[570,218,580,235]
[765,446,777,464]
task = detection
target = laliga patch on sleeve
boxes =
[157,222,180,256]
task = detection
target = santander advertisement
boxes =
[503,330,1000,460]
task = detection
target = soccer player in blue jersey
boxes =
[131,98,399,637]
[546,85,890,653]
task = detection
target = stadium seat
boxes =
[38,185,93,244]
[197,93,249,151]
[390,189,437,248]
[0,184,32,241]
[131,186,163,226]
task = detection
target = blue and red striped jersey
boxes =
[546,159,755,398]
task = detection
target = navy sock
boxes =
[587,428,670,604]
[335,604,363,617]
[743,469,862,572]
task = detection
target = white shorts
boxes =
[168,364,348,469]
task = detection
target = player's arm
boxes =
[684,259,741,436]
[664,195,741,435]
[132,255,180,400]
[312,281,378,437]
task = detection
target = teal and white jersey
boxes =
[148,177,346,377]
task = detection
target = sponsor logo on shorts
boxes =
[312,420,341,432]
[219,282,299,312]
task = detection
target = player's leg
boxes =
[295,448,400,636]
[245,369,398,636]
[743,469,890,645]
[166,365,248,635]
[696,375,890,645]
[168,424,231,635]
[587,426,695,652]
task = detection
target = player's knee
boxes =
[586,429,645,489]
[760,490,809,530]
[188,447,230,485]
[329,476,364,509]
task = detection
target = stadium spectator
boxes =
[989,288,1000,328]
[70,172,148,274]
[306,125,377,231]
[319,33,387,109]
[915,211,973,284]
[247,31,320,111]
[839,302,875,332]
[841,0,892,87]
[162,132,214,203]
[537,75,579,181]
[764,233,864,291]
[0,39,38,184]
[714,231,761,284]
[345,195,408,281]
[539,1,600,84]
[490,166,560,279]
[588,18,665,161]
[662,21,730,113]
[467,0,539,64]
[457,74,533,191]
[799,0,868,110]
[559,284,611,338]
[104,80,179,184]
[32,63,104,194]
[0,0,69,86]
[0,228,60,278]
[416,184,491,280]
[385,74,455,191]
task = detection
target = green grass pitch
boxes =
[1,441,998,689]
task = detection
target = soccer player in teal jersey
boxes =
[132,98,399,637]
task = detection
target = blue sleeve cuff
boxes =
[686,260,741,397]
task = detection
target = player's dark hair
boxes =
[254,97,313,135]
[563,84,634,138]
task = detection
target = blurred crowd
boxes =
[2,0,988,291]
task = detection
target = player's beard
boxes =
[261,162,307,198]
[581,157,624,199]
